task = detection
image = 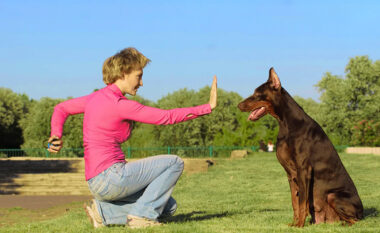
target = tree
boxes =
[213,112,278,147]
[351,120,380,146]
[153,87,243,147]
[316,56,380,145]
[20,97,84,156]
[293,96,323,125]
[20,98,61,150]
[345,56,380,124]
[0,88,30,148]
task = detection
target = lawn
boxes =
[1,152,379,233]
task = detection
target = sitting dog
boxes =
[238,68,363,227]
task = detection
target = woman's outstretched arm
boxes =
[117,76,217,125]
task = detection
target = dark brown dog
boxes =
[238,68,363,227]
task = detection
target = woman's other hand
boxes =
[209,76,217,110]
[47,135,63,153]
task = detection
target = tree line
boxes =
[1,56,379,151]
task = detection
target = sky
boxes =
[1,0,379,102]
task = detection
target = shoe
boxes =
[127,215,162,228]
[84,199,104,228]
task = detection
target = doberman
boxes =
[238,68,363,227]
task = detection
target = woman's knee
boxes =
[158,154,184,172]
[171,155,184,171]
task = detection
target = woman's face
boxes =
[122,69,143,96]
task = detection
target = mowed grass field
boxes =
[1,152,379,233]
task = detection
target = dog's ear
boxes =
[267,67,281,90]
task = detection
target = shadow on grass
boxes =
[258,208,282,212]
[161,211,229,223]
[364,207,378,218]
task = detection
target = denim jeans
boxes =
[87,154,184,225]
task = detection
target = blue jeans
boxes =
[87,155,184,225]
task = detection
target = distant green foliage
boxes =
[1,56,379,151]
[0,88,30,148]
[20,98,60,149]
[293,96,322,125]
[19,97,83,156]
[152,87,246,147]
[315,56,380,145]
[351,120,380,146]
[214,113,278,147]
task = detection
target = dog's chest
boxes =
[276,141,297,172]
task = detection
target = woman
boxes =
[47,47,217,228]
[267,140,274,152]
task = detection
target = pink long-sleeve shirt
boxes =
[51,84,212,180]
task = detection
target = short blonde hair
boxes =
[102,47,151,85]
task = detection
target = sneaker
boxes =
[84,199,104,228]
[127,215,162,228]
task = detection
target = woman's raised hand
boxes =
[209,75,217,110]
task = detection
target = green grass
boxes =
[1,152,380,232]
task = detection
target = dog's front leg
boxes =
[287,174,299,226]
[295,165,312,227]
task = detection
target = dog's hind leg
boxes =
[312,188,329,224]
[327,192,362,225]
[313,202,327,224]
[326,197,341,223]
[295,165,312,227]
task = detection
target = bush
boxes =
[351,120,380,146]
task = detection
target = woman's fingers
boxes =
[48,135,60,143]
[47,144,62,153]
[209,75,217,110]
[212,75,217,90]
[47,147,59,153]
[47,135,63,153]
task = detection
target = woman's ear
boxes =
[121,72,129,80]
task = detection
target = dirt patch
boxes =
[0,195,92,209]
[0,195,91,227]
